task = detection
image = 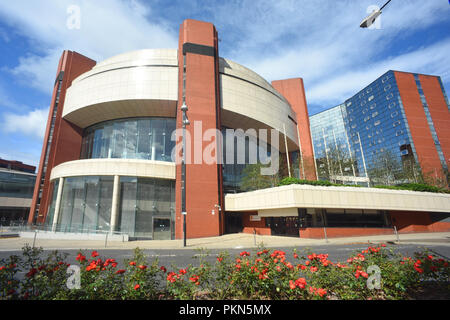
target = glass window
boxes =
[135,178,154,238]
[0,171,36,198]
[54,176,114,233]
[45,180,59,227]
[83,177,100,230]
[324,209,390,228]
[112,121,125,158]
[81,118,176,162]
[98,177,113,231]
[119,177,137,235]
[118,177,175,239]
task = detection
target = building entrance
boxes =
[267,217,300,237]
[153,218,171,240]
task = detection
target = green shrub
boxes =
[278,177,362,188]
[279,178,448,193]
[374,183,450,194]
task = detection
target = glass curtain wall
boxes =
[80,117,176,162]
[118,177,175,239]
[45,179,59,227]
[298,208,391,228]
[0,171,36,198]
[54,176,113,233]
[221,127,276,193]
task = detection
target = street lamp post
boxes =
[181,102,189,247]
[360,0,392,28]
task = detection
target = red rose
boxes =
[115,269,126,274]
[289,280,296,290]
[295,278,307,289]
[129,261,136,266]
[76,253,86,262]
[160,266,167,273]
[26,268,37,278]
[91,251,99,258]
[138,265,147,270]
[317,288,327,297]
[134,284,140,290]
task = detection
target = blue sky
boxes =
[0,0,449,168]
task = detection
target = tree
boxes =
[367,149,402,186]
[240,162,278,192]
[314,146,357,184]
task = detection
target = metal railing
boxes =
[0,220,129,246]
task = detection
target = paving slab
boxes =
[0,232,449,251]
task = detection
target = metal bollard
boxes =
[32,230,37,248]
[393,226,399,242]
[253,228,257,247]
[323,227,329,243]
[105,232,109,248]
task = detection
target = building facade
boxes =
[27,19,450,240]
[310,70,450,186]
[0,160,36,225]
[28,19,315,239]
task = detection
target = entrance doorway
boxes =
[267,217,300,237]
[153,217,171,240]
[225,212,243,234]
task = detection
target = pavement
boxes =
[0,231,449,251]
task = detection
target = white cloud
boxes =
[2,108,49,140]
[0,84,18,109]
[0,0,178,93]
[208,0,450,108]
[306,39,450,106]
[1,0,449,105]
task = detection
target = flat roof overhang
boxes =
[225,185,450,215]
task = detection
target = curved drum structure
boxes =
[63,49,179,128]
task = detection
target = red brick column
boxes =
[28,51,96,224]
[272,78,317,180]
[394,72,445,183]
[418,75,450,171]
[175,20,224,239]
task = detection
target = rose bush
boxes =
[0,244,448,300]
